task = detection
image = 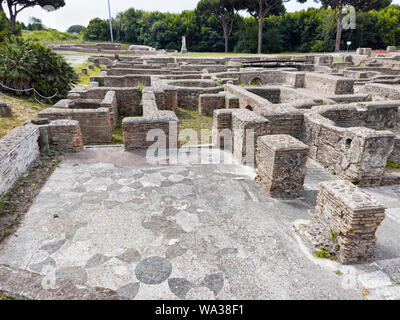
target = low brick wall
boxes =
[232,109,270,165]
[304,180,386,264]
[199,93,225,116]
[123,116,178,150]
[212,109,233,149]
[100,91,118,128]
[123,89,179,150]
[177,87,222,109]
[49,120,84,153]
[362,83,400,100]
[0,125,40,197]
[256,135,309,199]
[224,84,273,112]
[224,92,240,109]
[68,87,142,116]
[304,73,354,95]
[246,87,281,104]
[303,109,395,186]
[91,75,151,88]
[39,108,112,144]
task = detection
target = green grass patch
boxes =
[314,248,330,259]
[349,178,360,185]
[387,161,400,168]
[22,29,82,45]
[73,61,105,85]
[0,291,13,300]
[111,112,126,145]
[177,107,213,146]
[0,96,49,138]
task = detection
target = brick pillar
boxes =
[49,120,83,153]
[302,180,386,264]
[212,109,233,149]
[256,134,309,199]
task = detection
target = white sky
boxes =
[13,0,400,32]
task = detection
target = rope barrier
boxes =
[0,82,59,100]
[0,89,47,106]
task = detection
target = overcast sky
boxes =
[14,0,400,32]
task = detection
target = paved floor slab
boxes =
[0,147,399,300]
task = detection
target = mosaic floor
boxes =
[1,147,399,300]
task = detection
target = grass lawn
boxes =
[177,107,213,146]
[73,61,106,85]
[0,96,50,138]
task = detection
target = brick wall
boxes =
[39,108,112,144]
[0,125,40,197]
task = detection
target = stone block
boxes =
[212,109,233,149]
[304,73,354,95]
[232,109,270,165]
[387,46,397,53]
[123,113,178,150]
[256,134,309,199]
[0,100,11,117]
[0,126,40,197]
[49,120,83,153]
[224,92,239,109]
[199,93,225,116]
[307,180,386,264]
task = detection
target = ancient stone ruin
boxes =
[0,100,11,117]
[1,48,400,299]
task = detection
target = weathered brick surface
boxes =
[212,109,233,149]
[39,107,112,145]
[68,87,142,116]
[49,120,83,153]
[100,91,118,128]
[232,109,270,165]
[199,93,225,115]
[0,125,40,197]
[304,73,355,95]
[224,92,239,109]
[123,88,178,150]
[304,180,386,264]
[256,134,309,199]
[303,103,397,186]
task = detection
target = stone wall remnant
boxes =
[256,134,309,199]
[0,125,40,197]
[300,180,386,264]
[0,100,11,117]
[49,120,84,153]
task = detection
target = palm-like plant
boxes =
[0,37,78,101]
[0,37,36,91]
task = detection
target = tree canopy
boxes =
[196,0,246,52]
[84,18,110,42]
[0,1,65,27]
[315,0,392,51]
[67,25,86,34]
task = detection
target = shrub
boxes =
[0,37,78,101]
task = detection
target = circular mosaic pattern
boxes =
[135,256,172,285]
